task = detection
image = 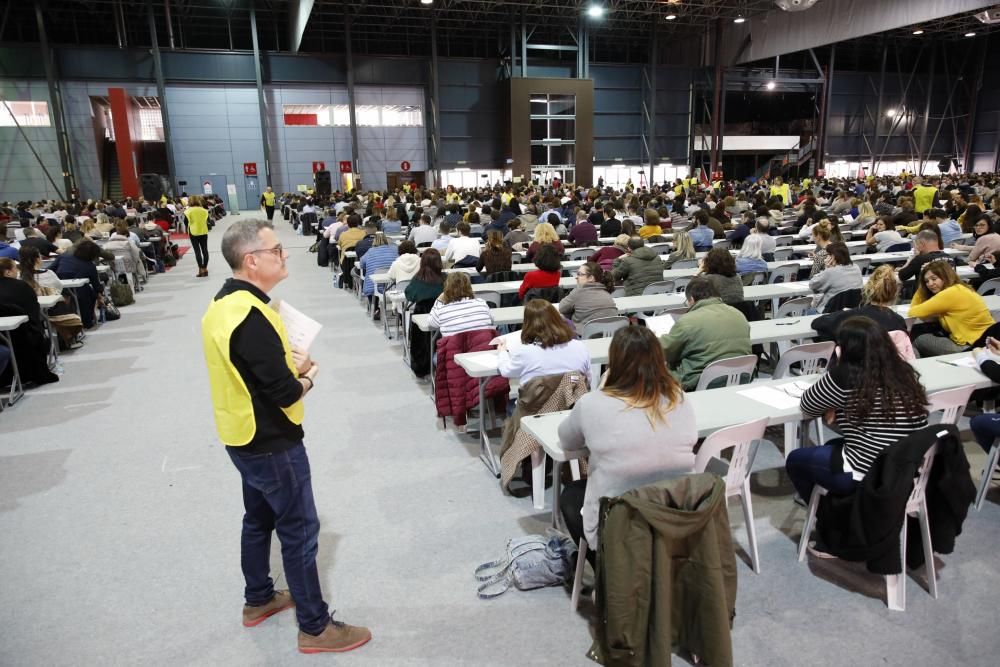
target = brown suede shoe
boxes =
[298,617,372,654]
[242,590,295,627]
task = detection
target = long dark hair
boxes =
[18,245,41,289]
[603,325,683,427]
[414,248,444,284]
[836,316,927,423]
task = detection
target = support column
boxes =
[647,22,657,181]
[344,16,361,185]
[709,19,723,175]
[249,1,272,189]
[871,43,887,171]
[917,43,936,175]
[428,11,442,185]
[164,0,175,49]
[146,0,177,197]
[108,88,139,198]
[962,40,987,172]
[816,45,835,174]
[34,1,75,199]
[520,12,528,78]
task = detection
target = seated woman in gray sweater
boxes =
[558,326,698,562]
[698,247,744,305]
[558,262,618,326]
[808,241,862,314]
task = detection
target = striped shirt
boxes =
[428,297,494,337]
[800,367,928,479]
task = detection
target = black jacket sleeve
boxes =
[230,309,303,409]
[980,359,1000,384]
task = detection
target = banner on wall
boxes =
[226,183,240,215]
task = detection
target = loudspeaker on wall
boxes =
[314,170,332,196]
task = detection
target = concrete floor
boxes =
[1,212,998,666]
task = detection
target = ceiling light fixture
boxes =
[734,16,746,23]
[587,5,605,18]
[766,81,776,90]
[965,31,977,37]
[665,14,677,20]
[912,29,924,35]
[886,108,897,117]
[420,0,433,4]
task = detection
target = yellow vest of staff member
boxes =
[262,191,276,206]
[770,183,790,205]
[202,290,303,446]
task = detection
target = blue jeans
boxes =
[970,414,1000,453]
[785,441,857,501]
[227,443,330,635]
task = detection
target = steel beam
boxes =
[962,39,987,172]
[249,0,272,189]
[344,15,360,183]
[870,43,887,171]
[288,0,316,54]
[648,20,657,181]
[34,1,75,199]
[520,12,527,78]
[917,43,936,175]
[816,44,835,173]
[428,11,442,184]
[146,0,177,197]
[164,0,175,49]
[710,19,723,174]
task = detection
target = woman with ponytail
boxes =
[558,261,618,326]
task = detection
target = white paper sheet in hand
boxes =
[278,301,323,351]
[644,314,675,337]
[736,385,802,410]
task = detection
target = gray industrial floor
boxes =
[1,213,997,666]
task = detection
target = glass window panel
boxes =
[0,100,51,127]
[547,95,575,116]
[548,144,575,165]
[530,119,549,142]
[547,118,574,141]
[137,107,164,141]
[531,144,548,165]
[355,105,381,126]
[530,100,547,116]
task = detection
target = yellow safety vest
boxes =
[913,185,936,213]
[770,184,790,205]
[262,191,276,206]
[802,178,811,190]
[202,290,303,446]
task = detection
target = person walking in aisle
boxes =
[261,186,277,221]
[201,219,371,654]
[186,195,211,278]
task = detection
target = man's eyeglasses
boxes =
[248,244,284,258]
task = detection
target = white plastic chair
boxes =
[694,354,758,391]
[695,417,769,573]
[774,235,795,247]
[772,247,794,261]
[741,272,765,287]
[772,342,835,379]
[798,440,942,611]
[975,439,1000,510]
[580,316,629,340]
[567,248,592,261]
[926,385,975,425]
[774,296,814,319]
[642,280,675,296]
[768,264,799,284]
[478,291,501,309]
[852,256,872,275]
[672,259,699,270]
[977,278,1000,296]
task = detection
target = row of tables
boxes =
[519,352,997,526]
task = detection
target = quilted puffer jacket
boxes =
[434,328,509,426]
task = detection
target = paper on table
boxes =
[737,385,802,410]
[939,355,979,368]
[773,281,808,291]
[895,305,910,317]
[277,301,323,351]
[490,330,524,354]
[644,314,675,337]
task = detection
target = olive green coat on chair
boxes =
[590,473,737,667]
